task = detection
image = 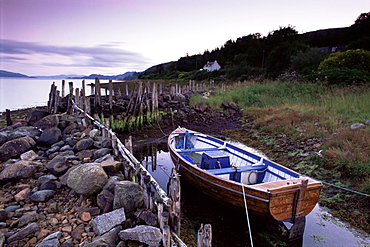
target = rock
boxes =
[194,102,208,113]
[37,127,62,146]
[100,159,123,173]
[113,181,144,213]
[135,209,157,226]
[66,163,108,196]
[93,148,111,160]
[103,176,123,192]
[89,129,100,139]
[20,150,38,161]
[97,189,114,211]
[18,212,39,227]
[228,102,240,112]
[14,187,31,202]
[33,114,59,130]
[37,174,58,185]
[26,109,49,125]
[30,190,55,202]
[351,123,366,130]
[74,138,94,151]
[0,136,36,162]
[118,225,162,246]
[0,209,8,222]
[0,127,40,146]
[62,122,77,135]
[83,225,122,247]
[35,231,62,247]
[0,232,4,247]
[92,207,126,236]
[40,180,56,190]
[7,222,40,243]
[77,150,94,162]
[94,138,112,149]
[366,120,370,125]
[94,154,114,163]
[0,160,37,182]
[71,224,85,241]
[173,93,186,102]
[46,155,70,175]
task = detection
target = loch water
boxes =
[0,78,107,111]
[134,141,370,246]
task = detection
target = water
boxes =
[135,142,370,246]
[0,77,106,111]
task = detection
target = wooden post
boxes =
[5,109,12,126]
[197,224,212,247]
[108,80,113,115]
[67,81,74,114]
[61,79,65,98]
[162,225,171,247]
[95,78,102,115]
[168,168,181,235]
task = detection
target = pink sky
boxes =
[1,0,369,76]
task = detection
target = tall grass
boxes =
[189,80,370,193]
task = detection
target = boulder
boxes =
[0,160,37,182]
[173,93,186,102]
[33,114,59,130]
[194,102,208,113]
[35,231,62,247]
[26,109,49,125]
[0,127,40,146]
[351,123,366,130]
[67,163,108,196]
[46,154,70,175]
[92,207,126,235]
[30,190,55,202]
[83,225,122,247]
[20,150,38,161]
[118,225,162,246]
[113,181,144,213]
[74,138,94,151]
[37,127,62,146]
[0,136,36,162]
[93,148,111,160]
[7,222,40,243]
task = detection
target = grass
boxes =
[190,80,370,194]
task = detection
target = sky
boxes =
[0,0,369,76]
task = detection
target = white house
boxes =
[202,60,221,72]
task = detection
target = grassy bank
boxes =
[191,80,370,230]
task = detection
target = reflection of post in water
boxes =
[137,143,160,172]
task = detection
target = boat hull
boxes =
[168,128,322,222]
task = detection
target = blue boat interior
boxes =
[174,131,300,184]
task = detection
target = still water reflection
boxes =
[134,141,370,246]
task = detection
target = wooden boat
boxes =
[168,127,322,223]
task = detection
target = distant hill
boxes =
[0,70,30,78]
[79,71,139,80]
[35,74,86,79]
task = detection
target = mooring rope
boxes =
[241,185,254,247]
[308,176,370,197]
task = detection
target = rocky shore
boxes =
[0,110,166,247]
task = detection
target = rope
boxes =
[308,176,370,197]
[241,185,254,247]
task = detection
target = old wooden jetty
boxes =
[46,80,213,246]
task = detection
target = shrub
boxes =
[318,49,370,72]
[312,68,370,86]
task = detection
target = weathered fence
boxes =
[47,80,213,246]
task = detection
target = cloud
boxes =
[0,39,150,70]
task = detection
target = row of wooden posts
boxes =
[48,78,217,115]
[47,81,213,246]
